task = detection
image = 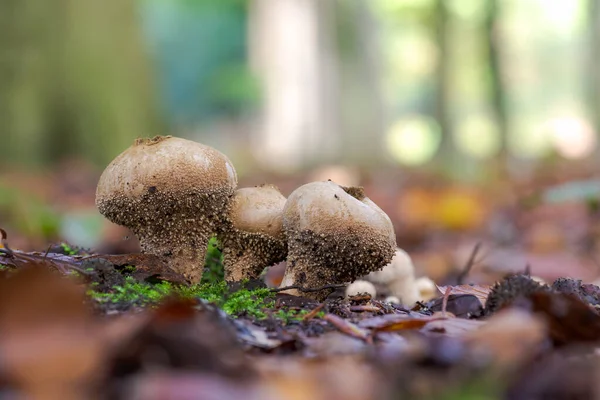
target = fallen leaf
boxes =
[323,314,370,341]
[464,308,547,367]
[436,284,492,306]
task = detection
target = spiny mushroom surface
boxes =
[220,184,287,282]
[280,180,396,300]
[95,135,237,283]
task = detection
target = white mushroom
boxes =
[345,280,377,298]
[366,248,420,306]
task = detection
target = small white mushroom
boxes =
[280,181,396,300]
[366,248,420,306]
[384,296,400,304]
[345,280,377,298]
[415,276,437,301]
[95,135,237,283]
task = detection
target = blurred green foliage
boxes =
[0,0,162,168]
[0,184,60,241]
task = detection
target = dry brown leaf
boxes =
[323,314,370,341]
[464,308,547,367]
[421,317,485,337]
[0,266,103,399]
[436,284,492,306]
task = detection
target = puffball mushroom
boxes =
[95,135,237,283]
[345,280,377,299]
[280,181,396,300]
[415,276,437,301]
[220,184,287,282]
[366,248,420,306]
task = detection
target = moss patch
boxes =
[87,277,275,319]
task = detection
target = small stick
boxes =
[302,303,325,321]
[323,313,370,341]
[456,242,481,285]
[441,286,452,318]
[271,283,346,294]
[350,305,380,312]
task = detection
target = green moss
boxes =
[273,309,325,324]
[0,264,8,270]
[60,243,77,256]
[201,236,224,284]
[87,277,274,319]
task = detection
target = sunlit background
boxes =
[2,0,600,284]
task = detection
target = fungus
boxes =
[366,248,420,306]
[220,184,287,282]
[415,276,437,301]
[95,135,237,283]
[345,280,377,299]
[280,180,396,300]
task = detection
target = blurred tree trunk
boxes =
[248,0,340,172]
[588,0,600,149]
[334,0,384,167]
[0,0,162,168]
[483,0,509,174]
[433,0,453,168]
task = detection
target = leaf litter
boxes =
[3,230,600,399]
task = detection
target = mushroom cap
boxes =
[345,280,377,298]
[415,276,437,300]
[96,136,237,215]
[388,276,420,306]
[366,248,415,285]
[283,180,396,287]
[95,135,237,282]
[229,184,286,239]
[285,181,394,236]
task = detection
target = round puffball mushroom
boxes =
[366,248,420,306]
[415,276,437,301]
[95,135,237,283]
[280,181,396,300]
[220,184,287,282]
[345,280,377,299]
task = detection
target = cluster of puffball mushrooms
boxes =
[95,135,433,303]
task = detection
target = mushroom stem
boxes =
[221,233,287,282]
[281,228,395,300]
[136,222,212,283]
[221,249,264,282]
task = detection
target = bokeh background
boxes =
[2,0,600,284]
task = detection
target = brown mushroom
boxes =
[219,184,287,282]
[95,135,237,283]
[280,180,396,300]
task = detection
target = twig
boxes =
[456,242,481,285]
[302,303,325,321]
[441,286,452,318]
[323,313,370,341]
[0,228,90,275]
[271,283,346,294]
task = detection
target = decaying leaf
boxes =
[436,284,492,307]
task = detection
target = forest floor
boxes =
[2,166,600,399]
[2,231,600,400]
